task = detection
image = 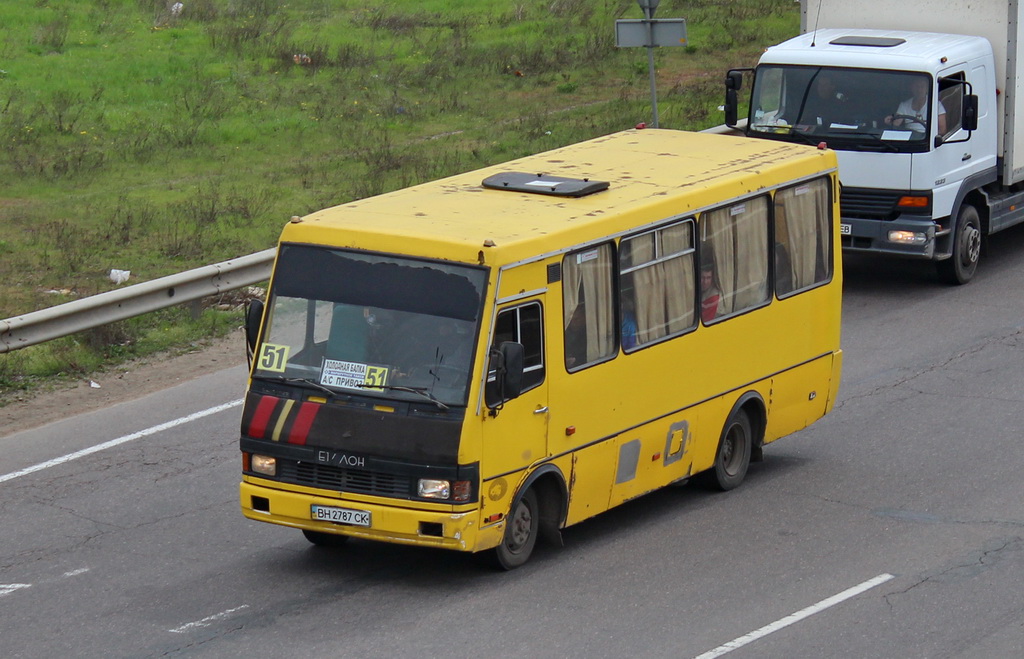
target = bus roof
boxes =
[282,129,836,266]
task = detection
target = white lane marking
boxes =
[0,570,89,600]
[693,573,895,659]
[0,584,32,598]
[169,605,250,633]
[0,399,243,485]
[62,568,90,578]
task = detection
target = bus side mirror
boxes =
[244,299,264,363]
[724,70,744,127]
[486,341,525,414]
[499,341,525,397]
[962,94,978,131]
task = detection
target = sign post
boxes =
[614,0,687,129]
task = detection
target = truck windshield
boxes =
[253,244,487,407]
[748,66,935,152]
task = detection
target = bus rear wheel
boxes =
[491,488,539,570]
[704,409,752,491]
[302,529,349,547]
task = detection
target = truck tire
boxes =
[936,204,981,285]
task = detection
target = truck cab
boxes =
[727,28,996,283]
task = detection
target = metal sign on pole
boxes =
[614,0,687,129]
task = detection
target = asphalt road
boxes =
[2,226,1024,658]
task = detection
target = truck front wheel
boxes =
[937,204,981,285]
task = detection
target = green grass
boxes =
[0,0,799,401]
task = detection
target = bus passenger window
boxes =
[563,244,615,370]
[486,302,545,406]
[774,177,832,297]
[619,220,697,349]
[700,197,770,320]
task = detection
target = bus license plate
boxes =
[840,223,852,235]
[311,505,371,527]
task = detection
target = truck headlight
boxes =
[887,230,927,245]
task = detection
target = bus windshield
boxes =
[749,66,935,153]
[253,244,487,407]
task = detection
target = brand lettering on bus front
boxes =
[317,451,366,468]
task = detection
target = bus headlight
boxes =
[251,454,277,476]
[418,479,450,499]
[418,479,472,501]
[887,230,927,245]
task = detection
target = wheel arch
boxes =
[961,188,989,235]
[729,391,767,461]
[517,464,568,546]
[949,168,996,237]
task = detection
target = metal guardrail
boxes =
[0,249,275,354]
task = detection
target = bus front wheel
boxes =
[704,409,752,491]
[492,488,539,570]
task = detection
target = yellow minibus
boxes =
[240,128,842,569]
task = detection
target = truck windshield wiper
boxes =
[354,383,449,411]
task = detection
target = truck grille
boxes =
[277,459,412,498]
[840,188,905,220]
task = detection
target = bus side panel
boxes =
[607,412,700,508]
[765,353,836,445]
[564,440,617,527]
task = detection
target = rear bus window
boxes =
[773,177,832,297]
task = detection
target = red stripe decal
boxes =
[249,396,279,439]
[287,402,320,445]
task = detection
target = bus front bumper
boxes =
[240,479,504,553]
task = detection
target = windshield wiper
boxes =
[786,130,821,145]
[254,375,338,397]
[354,383,450,411]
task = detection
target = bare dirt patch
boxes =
[1,332,248,434]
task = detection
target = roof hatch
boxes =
[829,36,906,48]
[482,172,610,198]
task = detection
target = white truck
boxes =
[723,0,1024,283]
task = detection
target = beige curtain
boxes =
[703,207,736,314]
[563,244,615,364]
[630,233,663,344]
[621,222,696,345]
[702,198,769,315]
[776,178,831,291]
[659,222,696,333]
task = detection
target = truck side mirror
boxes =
[724,70,744,127]
[962,94,979,131]
[244,299,264,363]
